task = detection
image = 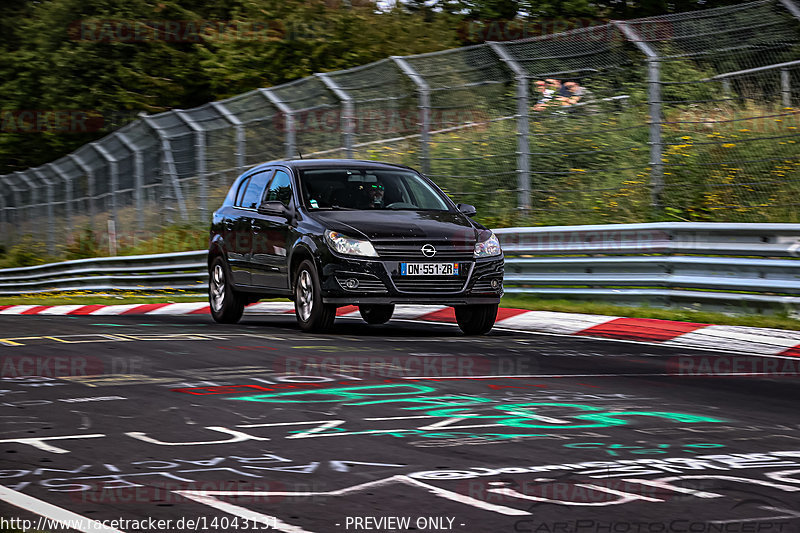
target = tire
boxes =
[359,304,395,325]
[209,257,246,324]
[294,259,336,332]
[454,303,498,335]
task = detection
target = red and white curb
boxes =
[1,302,800,357]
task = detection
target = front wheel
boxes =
[209,257,246,324]
[359,304,395,325]
[454,303,498,335]
[294,260,336,332]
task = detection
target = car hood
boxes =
[308,210,478,242]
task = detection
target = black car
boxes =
[208,159,504,334]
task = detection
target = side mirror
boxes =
[457,203,477,217]
[258,201,289,217]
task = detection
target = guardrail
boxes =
[0,250,207,295]
[1,223,800,314]
[495,223,800,314]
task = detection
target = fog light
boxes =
[490,279,501,290]
[345,278,359,289]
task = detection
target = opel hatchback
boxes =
[208,159,504,334]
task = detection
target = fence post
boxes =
[615,21,664,209]
[260,88,296,159]
[317,73,354,158]
[722,79,732,99]
[175,111,207,219]
[0,191,6,246]
[32,169,56,256]
[211,102,246,172]
[391,56,431,174]
[115,132,144,233]
[49,163,73,237]
[14,171,39,244]
[0,176,13,246]
[488,42,531,215]
[69,154,96,229]
[1,177,18,244]
[777,0,800,20]
[141,114,189,222]
[0,176,23,245]
[781,68,792,107]
[92,143,118,251]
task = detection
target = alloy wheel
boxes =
[297,269,313,321]
[210,264,225,312]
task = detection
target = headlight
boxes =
[325,230,377,257]
[474,231,501,258]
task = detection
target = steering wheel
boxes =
[386,202,417,209]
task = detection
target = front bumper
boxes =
[319,253,504,306]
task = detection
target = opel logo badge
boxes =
[421,244,436,257]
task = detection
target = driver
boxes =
[366,181,384,208]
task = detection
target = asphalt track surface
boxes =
[1,311,799,533]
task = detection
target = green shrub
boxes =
[0,235,53,268]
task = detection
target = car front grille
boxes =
[373,241,473,260]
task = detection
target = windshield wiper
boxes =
[310,205,355,210]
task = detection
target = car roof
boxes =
[249,159,416,173]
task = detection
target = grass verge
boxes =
[500,294,800,331]
[0,293,211,306]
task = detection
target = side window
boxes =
[402,174,448,210]
[234,176,251,207]
[238,171,272,209]
[264,170,293,207]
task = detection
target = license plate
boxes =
[400,263,459,276]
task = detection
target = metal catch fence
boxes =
[1,0,800,256]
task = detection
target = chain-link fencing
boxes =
[1,0,799,256]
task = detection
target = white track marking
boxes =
[245,302,296,313]
[6,301,800,359]
[145,302,209,314]
[176,474,528,521]
[391,305,448,319]
[662,325,800,354]
[170,491,309,533]
[0,305,40,314]
[88,304,146,315]
[494,310,621,334]
[494,325,800,360]
[0,434,106,453]
[37,305,85,315]
[0,485,125,533]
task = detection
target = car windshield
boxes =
[299,168,451,211]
